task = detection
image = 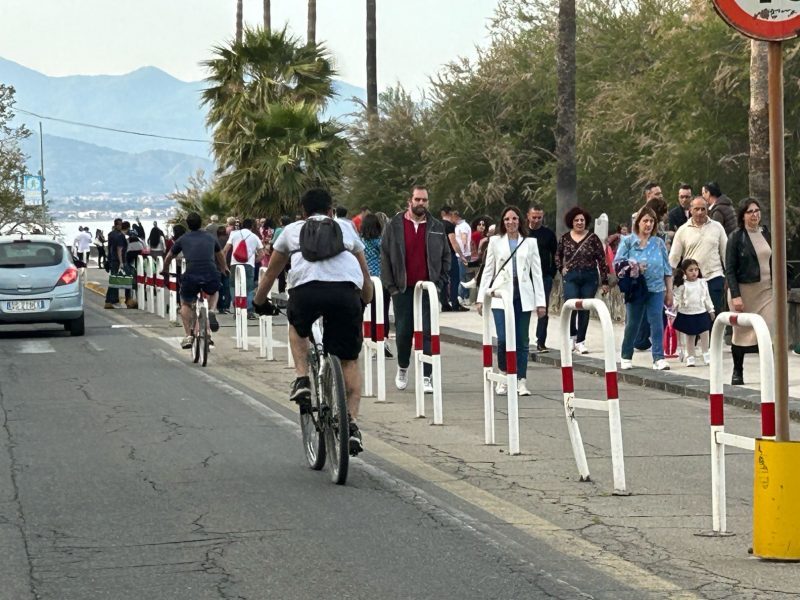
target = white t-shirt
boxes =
[455,220,471,257]
[228,229,263,268]
[73,231,93,253]
[274,216,365,289]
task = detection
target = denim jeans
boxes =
[393,288,432,377]
[621,290,666,362]
[492,295,531,379]
[535,275,553,346]
[706,276,725,314]
[449,253,461,307]
[562,268,599,343]
[230,264,255,311]
[218,271,231,310]
[458,260,469,301]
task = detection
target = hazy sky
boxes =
[1,0,500,91]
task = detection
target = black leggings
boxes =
[731,344,758,372]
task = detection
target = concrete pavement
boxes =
[81,267,800,598]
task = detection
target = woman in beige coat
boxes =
[476,206,546,396]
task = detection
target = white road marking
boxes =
[17,341,56,354]
[86,340,104,352]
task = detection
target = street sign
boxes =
[712,0,800,41]
[22,175,43,207]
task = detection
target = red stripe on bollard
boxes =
[168,281,177,291]
[710,393,724,426]
[505,350,517,375]
[156,278,164,288]
[729,314,738,326]
[575,300,584,310]
[431,335,440,355]
[562,366,574,394]
[605,371,619,400]
[234,296,247,309]
[413,331,422,351]
[136,275,145,284]
[363,321,371,338]
[761,403,776,437]
[375,323,385,341]
[482,344,492,367]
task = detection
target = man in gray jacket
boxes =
[381,185,450,393]
[703,181,737,235]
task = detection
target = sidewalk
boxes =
[83,267,800,597]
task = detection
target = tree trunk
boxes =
[307,0,317,45]
[236,0,243,44]
[263,0,271,33]
[555,0,577,236]
[366,0,378,124]
[749,39,770,221]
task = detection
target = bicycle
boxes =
[300,318,350,485]
[190,291,211,367]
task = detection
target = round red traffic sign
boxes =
[713,0,800,41]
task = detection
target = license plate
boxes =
[5,300,48,312]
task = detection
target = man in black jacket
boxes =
[381,185,450,393]
[704,181,737,235]
[527,205,557,352]
[668,184,693,232]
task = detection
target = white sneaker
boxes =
[702,352,711,365]
[518,378,531,396]
[395,367,408,390]
[620,359,633,370]
[653,359,670,371]
[576,342,589,355]
[495,381,507,395]
[686,356,696,367]
[423,376,434,394]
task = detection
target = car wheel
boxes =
[68,314,85,336]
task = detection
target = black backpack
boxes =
[298,217,346,262]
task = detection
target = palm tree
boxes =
[307,0,317,45]
[263,0,271,33]
[366,0,378,123]
[236,0,243,44]
[555,0,576,236]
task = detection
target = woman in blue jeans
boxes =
[614,207,674,371]
[555,207,609,354]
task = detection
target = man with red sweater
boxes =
[381,185,451,393]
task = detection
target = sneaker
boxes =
[181,335,194,349]
[395,367,408,390]
[423,376,434,394]
[653,359,670,371]
[208,310,219,332]
[125,299,138,309]
[208,337,214,348]
[575,342,589,355]
[793,344,800,356]
[384,346,394,359]
[703,352,711,365]
[535,343,549,353]
[348,420,364,456]
[289,376,312,409]
[686,356,696,367]
[247,312,257,321]
[495,380,507,395]
[620,359,633,370]
[104,302,115,309]
[518,378,531,396]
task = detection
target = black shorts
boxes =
[287,281,363,361]
[180,272,221,302]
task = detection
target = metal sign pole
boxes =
[767,41,790,442]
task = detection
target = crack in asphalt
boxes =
[0,381,40,600]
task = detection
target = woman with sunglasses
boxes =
[724,198,773,385]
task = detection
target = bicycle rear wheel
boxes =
[191,312,201,364]
[198,306,209,367]
[321,354,348,485]
[300,347,326,470]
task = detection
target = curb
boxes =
[438,325,800,423]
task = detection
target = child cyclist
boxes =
[672,258,715,366]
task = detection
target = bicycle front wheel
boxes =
[321,354,348,485]
[300,348,326,470]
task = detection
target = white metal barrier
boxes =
[362,276,386,402]
[167,259,180,325]
[145,256,156,314]
[136,255,146,310]
[560,298,627,494]
[707,312,775,535]
[413,281,443,424]
[234,265,248,350]
[257,268,275,360]
[481,289,520,455]
[154,256,166,317]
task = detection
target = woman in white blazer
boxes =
[476,206,546,397]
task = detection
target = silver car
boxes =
[0,235,85,336]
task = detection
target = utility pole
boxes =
[39,122,47,234]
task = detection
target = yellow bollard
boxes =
[752,439,800,560]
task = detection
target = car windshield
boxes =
[0,241,64,268]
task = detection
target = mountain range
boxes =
[0,57,365,197]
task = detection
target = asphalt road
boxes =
[0,302,652,600]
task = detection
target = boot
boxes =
[731,345,744,385]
